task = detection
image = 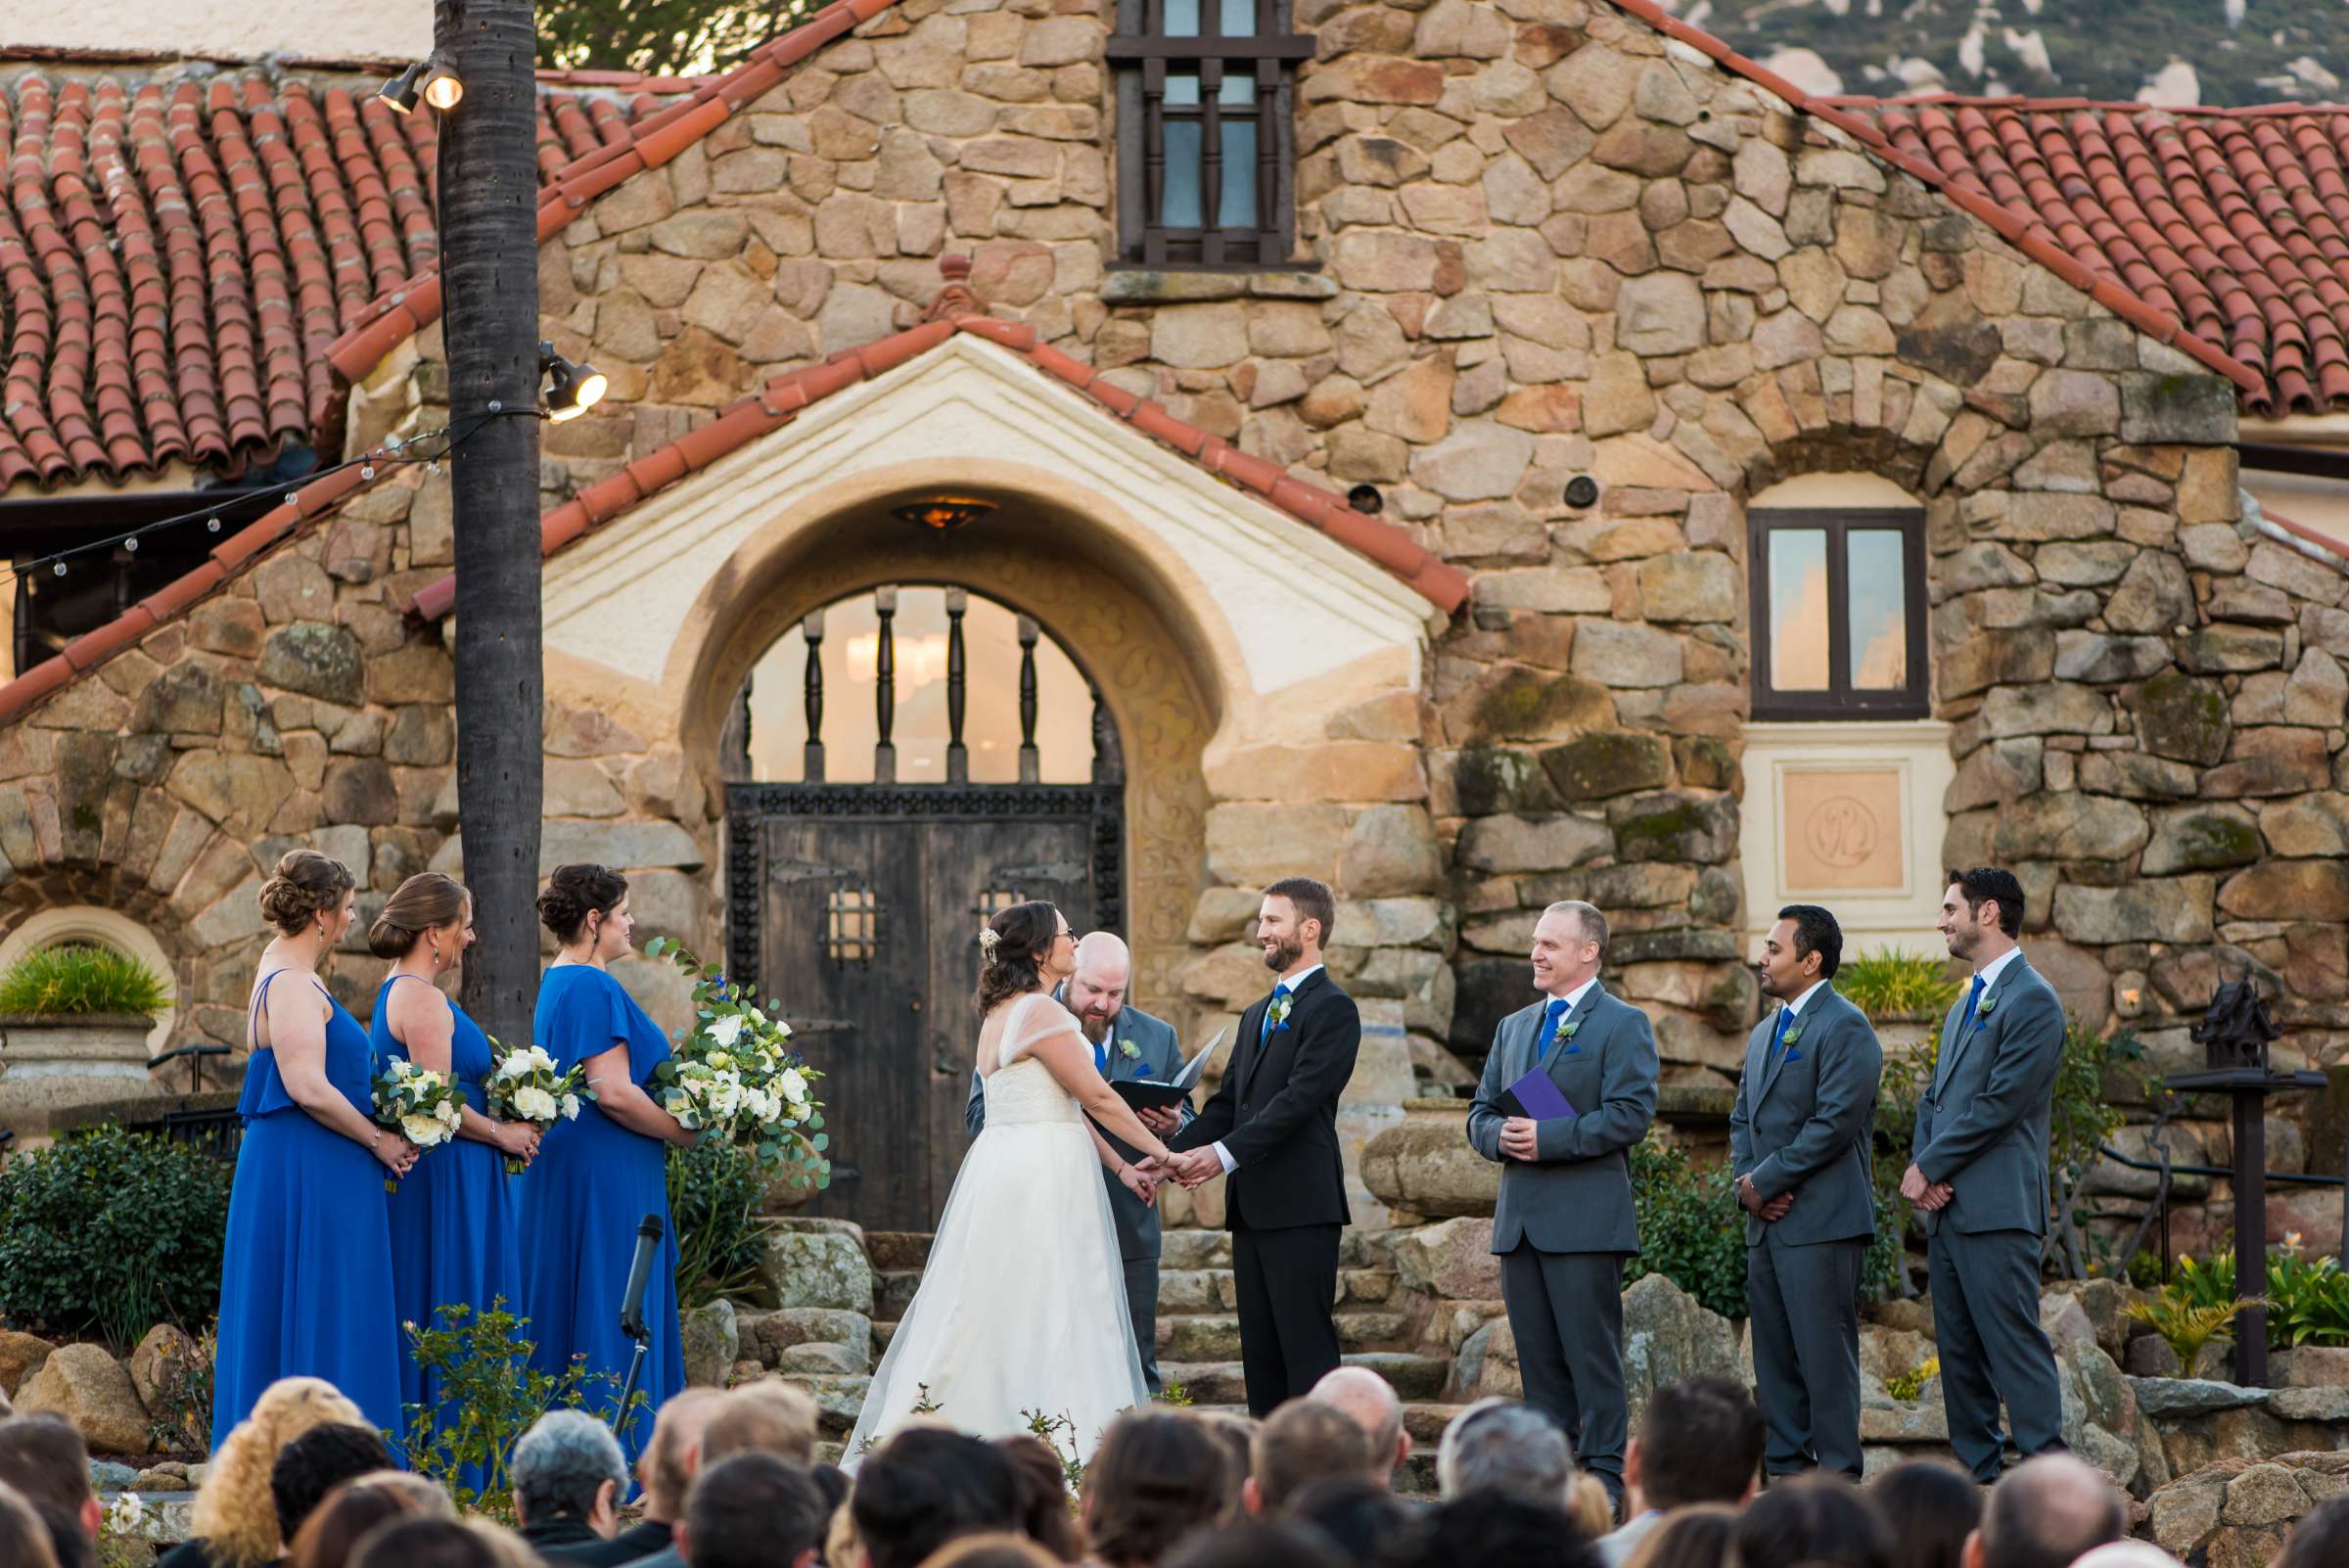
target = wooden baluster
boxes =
[874,586,898,785]
[802,609,827,784]
[945,587,969,785]
[1089,686,1125,785]
[1017,614,1040,785]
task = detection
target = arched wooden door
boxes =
[721,586,1125,1231]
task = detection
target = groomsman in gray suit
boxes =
[1467,900,1659,1512]
[1728,904,1882,1481]
[1902,866,2069,1481]
[966,931,1187,1393]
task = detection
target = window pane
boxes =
[1847,529,1909,689]
[1768,529,1830,691]
[1163,0,1199,34]
[1219,69,1254,103]
[1219,0,1255,33]
[1162,117,1203,228]
[1218,118,1257,228]
[1164,71,1200,106]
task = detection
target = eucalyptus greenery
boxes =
[668,1138,771,1310]
[0,945,171,1019]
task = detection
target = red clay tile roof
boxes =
[1819,95,2349,418]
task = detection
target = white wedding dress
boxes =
[845,991,1149,1464]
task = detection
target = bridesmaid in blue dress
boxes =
[211,851,417,1452]
[365,872,540,1474]
[520,863,692,1464]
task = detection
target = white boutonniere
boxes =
[1267,992,1295,1033]
[1976,990,1999,1022]
[1118,1038,1141,1060]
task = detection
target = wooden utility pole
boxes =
[438,0,545,1046]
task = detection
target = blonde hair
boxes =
[1567,1472,1614,1540]
[192,1377,367,1568]
[702,1378,820,1466]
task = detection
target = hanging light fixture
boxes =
[892,495,996,531]
[378,60,426,114]
[540,341,608,423]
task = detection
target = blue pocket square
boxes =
[1562,1044,1582,1056]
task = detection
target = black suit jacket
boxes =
[530,1517,674,1566]
[1172,968,1359,1230]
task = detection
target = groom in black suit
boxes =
[1166,876,1360,1415]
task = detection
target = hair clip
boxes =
[978,928,1002,958]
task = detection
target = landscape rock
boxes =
[17,1343,151,1455]
[682,1299,740,1388]
[756,1222,877,1314]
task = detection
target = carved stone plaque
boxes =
[1781,768,1905,893]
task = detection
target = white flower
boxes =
[709,1015,746,1049]
[708,1050,732,1070]
[512,1085,558,1123]
[559,1093,581,1121]
[435,1099,460,1126]
[108,1493,144,1535]
[401,1112,446,1145]
[779,1068,807,1103]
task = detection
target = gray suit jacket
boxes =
[1911,952,2065,1236]
[1467,985,1659,1256]
[1727,983,1882,1247]
[966,999,1186,1262]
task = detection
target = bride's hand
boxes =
[1118,1164,1159,1206]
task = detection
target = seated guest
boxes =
[2278,1493,2349,1568]
[1622,1504,1735,1568]
[1193,1414,1254,1526]
[1276,1478,1412,1560]
[0,1414,101,1546]
[268,1425,396,1562]
[1244,1401,1373,1517]
[509,1409,629,1561]
[1082,1410,1236,1568]
[598,1388,725,1568]
[808,1462,851,1564]
[993,1435,1086,1563]
[851,1428,1022,1568]
[1965,1454,2124,1568]
[1435,1401,1579,1510]
[700,1380,820,1466]
[290,1474,455,1568]
[675,1453,826,1568]
[162,1378,365,1568]
[2070,1548,2186,1568]
[349,1517,532,1568]
[1307,1367,1410,1489]
[924,1537,1060,1568]
[1389,1491,1601,1568]
[1727,1477,1892,1568]
[1600,1378,1763,1566]
[0,1480,58,1568]
[1865,1461,1980,1568]
[1161,1522,1344,1568]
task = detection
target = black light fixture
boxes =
[892,495,996,531]
[378,60,426,114]
[1347,483,1383,516]
[381,52,463,115]
[540,341,608,423]
[1564,476,1600,509]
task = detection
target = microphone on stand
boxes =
[614,1214,665,1440]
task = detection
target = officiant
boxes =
[966,930,1190,1393]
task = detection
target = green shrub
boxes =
[0,1124,232,1345]
[667,1139,767,1311]
[2125,1287,2258,1379]
[1625,1139,1747,1319]
[1885,1355,1938,1402]
[1837,948,1961,1023]
[2267,1251,2349,1350]
[0,945,171,1018]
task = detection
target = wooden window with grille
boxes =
[1748,508,1931,721]
[1109,0,1310,266]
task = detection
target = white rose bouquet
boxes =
[645,939,830,1191]
[370,1056,463,1191]
[484,1038,590,1175]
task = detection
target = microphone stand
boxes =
[614,1214,665,1443]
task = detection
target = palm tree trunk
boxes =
[438,0,544,1046]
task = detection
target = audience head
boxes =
[993,1434,1086,1563]
[1967,1454,2124,1568]
[676,1452,827,1568]
[1276,1477,1411,1561]
[1246,1399,1374,1516]
[642,1387,727,1524]
[1626,1378,1763,1514]
[195,1376,367,1568]
[0,1481,57,1568]
[1865,1460,1982,1568]
[2070,1548,2185,1568]
[702,1379,820,1467]
[1397,1490,1602,1568]
[851,1427,1022,1568]
[1622,1503,1737,1568]
[1728,1476,1894,1568]
[0,1414,98,1543]
[1436,1400,1577,1507]
[924,1536,1064,1568]
[2280,1491,2349,1568]
[290,1473,455,1568]
[269,1423,395,1552]
[1196,1414,1255,1524]
[1307,1366,1409,1486]
[347,1517,523,1568]
[510,1409,628,1536]
[1161,1521,1346,1568]
[1083,1410,1235,1568]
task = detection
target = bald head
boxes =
[1067,933,1132,1038]
[1310,1366,1408,1486]
[641,1388,725,1522]
[1972,1455,2124,1568]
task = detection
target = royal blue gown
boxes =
[210,971,400,1452]
[520,963,683,1463]
[372,975,525,1481]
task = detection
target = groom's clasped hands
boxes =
[1127,1147,1220,1200]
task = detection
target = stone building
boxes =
[0,0,2343,1231]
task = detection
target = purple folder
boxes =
[1502,1067,1576,1121]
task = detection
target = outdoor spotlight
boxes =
[540,341,608,423]
[1347,483,1383,515]
[378,60,426,115]
[892,495,996,531]
[421,55,464,111]
[1564,475,1600,509]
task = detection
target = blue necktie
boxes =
[1538,996,1570,1065]
[1956,974,1985,1041]
[1767,1005,1792,1070]
[1092,1038,1108,1075]
[1263,983,1292,1039]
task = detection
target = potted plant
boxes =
[1837,946,1962,1062]
[0,945,175,1138]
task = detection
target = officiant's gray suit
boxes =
[1466,985,1658,1502]
[966,998,1186,1393]
[1911,950,2067,1480]
[1727,982,1881,1480]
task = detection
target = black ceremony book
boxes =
[1106,1031,1220,1112]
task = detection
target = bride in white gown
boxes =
[847,899,1179,1463]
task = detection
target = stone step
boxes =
[1156,1267,1397,1314]
[876,1269,921,1323]
[1161,1311,1412,1362]
[1161,1230,1233,1269]
[1161,1351,1451,1406]
[865,1230,935,1271]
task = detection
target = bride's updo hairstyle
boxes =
[257,850,357,937]
[538,863,628,945]
[974,899,1059,1013]
[368,873,469,959]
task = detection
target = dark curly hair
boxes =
[257,851,357,937]
[1082,1413,1233,1568]
[973,900,1061,1014]
[538,864,628,945]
